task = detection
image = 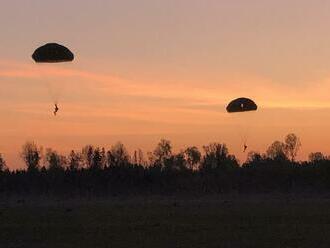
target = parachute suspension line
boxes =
[237,113,250,150]
[37,63,63,106]
[44,75,61,105]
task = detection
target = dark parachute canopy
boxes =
[226,97,257,113]
[32,43,74,63]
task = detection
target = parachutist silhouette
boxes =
[54,104,59,116]
[226,98,257,155]
[243,144,248,153]
[32,43,74,118]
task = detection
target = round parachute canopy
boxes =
[226,97,257,113]
[32,43,74,63]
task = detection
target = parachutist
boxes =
[32,43,74,117]
[243,144,248,153]
[226,98,257,154]
[54,104,59,116]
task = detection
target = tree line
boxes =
[1,133,330,196]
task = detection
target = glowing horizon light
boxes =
[2,0,330,168]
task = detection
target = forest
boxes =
[1,133,330,197]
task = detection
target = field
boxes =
[1,195,330,248]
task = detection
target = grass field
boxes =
[1,195,330,248]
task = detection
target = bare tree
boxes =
[45,148,62,170]
[203,143,229,160]
[266,141,287,160]
[137,149,146,166]
[165,152,187,171]
[0,153,7,172]
[45,148,65,171]
[309,152,326,163]
[108,142,130,167]
[147,151,156,167]
[153,139,172,168]
[82,145,94,168]
[68,150,82,171]
[91,147,103,170]
[284,133,301,162]
[133,149,145,166]
[202,143,238,170]
[21,141,43,171]
[184,146,201,170]
[246,151,263,163]
[100,147,107,169]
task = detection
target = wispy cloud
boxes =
[3,60,330,113]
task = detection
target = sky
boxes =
[2,0,330,168]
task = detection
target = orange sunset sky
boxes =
[2,0,330,168]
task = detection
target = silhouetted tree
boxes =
[266,141,288,160]
[153,139,172,168]
[133,149,145,166]
[147,151,155,167]
[45,148,66,171]
[68,150,82,171]
[285,133,301,161]
[309,152,326,163]
[0,153,7,172]
[82,145,94,168]
[184,146,201,170]
[201,143,238,171]
[100,147,107,168]
[91,147,103,170]
[244,151,268,168]
[133,150,138,165]
[165,152,188,171]
[21,141,42,172]
[108,142,130,167]
[5,137,330,197]
[246,151,263,163]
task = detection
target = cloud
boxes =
[3,59,330,113]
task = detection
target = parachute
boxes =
[32,43,74,63]
[226,97,258,153]
[226,97,257,113]
[32,43,75,114]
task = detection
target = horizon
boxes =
[0,132,322,169]
[2,0,330,168]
